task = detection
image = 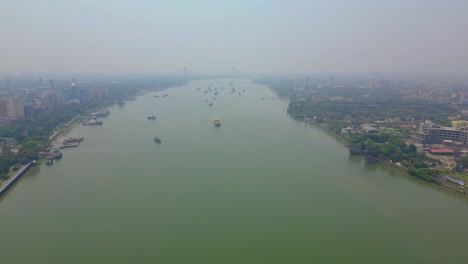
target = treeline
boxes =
[348,133,440,183]
[255,77,456,127]
[0,77,187,179]
[0,101,100,176]
[288,99,454,127]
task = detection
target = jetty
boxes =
[0,162,33,197]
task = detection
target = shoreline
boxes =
[0,162,33,198]
[306,119,468,198]
[0,113,87,200]
[271,86,468,199]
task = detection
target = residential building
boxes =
[0,98,24,119]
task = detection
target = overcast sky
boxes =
[1,0,468,75]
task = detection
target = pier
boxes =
[0,162,33,198]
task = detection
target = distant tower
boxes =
[38,77,43,86]
[49,79,54,89]
[305,75,310,87]
[72,78,76,86]
[183,67,187,80]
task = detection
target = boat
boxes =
[153,95,160,97]
[147,116,156,120]
[83,118,103,126]
[213,118,221,127]
[154,137,161,143]
[52,148,62,159]
[162,94,169,97]
[45,158,54,165]
[63,137,84,143]
[209,102,213,106]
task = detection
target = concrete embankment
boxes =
[0,162,33,198]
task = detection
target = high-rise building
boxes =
[0,99,25,119]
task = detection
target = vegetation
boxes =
[0,77,186,177]
[255,77,454,185]
[288,99,454,127]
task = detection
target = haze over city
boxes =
[2,0,468,75]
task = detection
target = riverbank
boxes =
[304,119,468,197]
[0,162,33,198]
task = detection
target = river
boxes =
[1,79,468,263]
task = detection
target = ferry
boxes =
[213,118,221,127]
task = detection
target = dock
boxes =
[0,162,33,197]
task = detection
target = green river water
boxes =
[1,79,468,263]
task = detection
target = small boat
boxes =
[162,94,169,97]
[147,116,156,120]
[154,137,161,143]
[209,102,213,106]
[45,158,54,165]
[153,95,160,97]
[213,118,221,127]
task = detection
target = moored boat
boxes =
[213,118,221,127]
[83,118,103,125]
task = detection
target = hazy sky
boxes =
[1,0,468,75]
